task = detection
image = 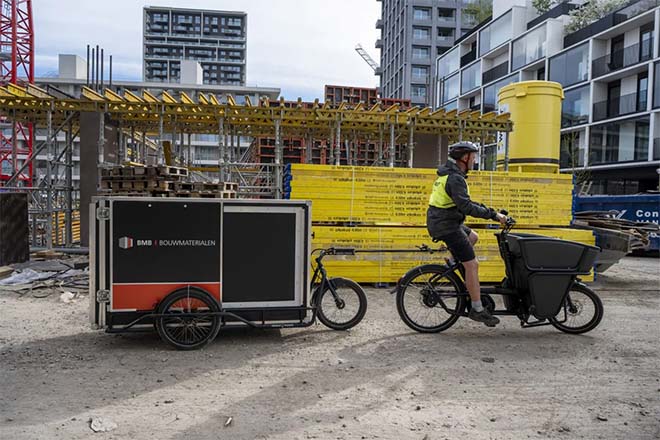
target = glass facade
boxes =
[562,85,590,128]
[412,85,427,98]
[443,73,460,103]
[589,117,649,165]
[443,100,458,111]
[412,46,431,60]
[549,43,589,88]
[461,61,481,94]
[438,47,460,78]
[413,27,431,39]
[482,73,518,113]
[413,7,431,20]
[511,25,546,70]
[560,131,585,169]
[479,10,512,56]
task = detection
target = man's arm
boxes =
[446,174,497,220]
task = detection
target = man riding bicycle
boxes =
[427,141,507,327]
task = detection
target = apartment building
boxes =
[434,0,660,194]
[143,6,247,85]
[376,0,479,107]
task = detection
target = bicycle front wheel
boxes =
[315,277,367,330]
[549,283,603,334]
[396,264,466,333]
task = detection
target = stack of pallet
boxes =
[284,164,595,283]
[101,166,238,199]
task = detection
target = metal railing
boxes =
[482,61,508,85]
[460,48,477,67]
[592,41,652,78]
[592,92,642,121]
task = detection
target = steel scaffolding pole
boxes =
[218,117,226,181]
[388,122,395,168]
[407,122,415,168]
[45,108,53,249]
[274,119,282,199]
[335,120,341,166]
[65,119,73,247]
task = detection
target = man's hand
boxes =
[495,213,507,225]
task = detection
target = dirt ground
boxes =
[1,256,658,440]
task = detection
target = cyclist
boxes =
[427,141,507,327]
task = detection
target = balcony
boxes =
[437,35,454,45]
[482,61,508,85]
[592,92,644,121]
[376,19,383,29]
[460,48,476,67]
[375,39,383,49]
[592,42,652,78]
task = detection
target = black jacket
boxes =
[426,160,497,238]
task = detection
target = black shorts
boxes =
[437,225,475,262]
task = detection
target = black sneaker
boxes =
[468,308,500,327]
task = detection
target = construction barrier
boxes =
[284,164,573,227]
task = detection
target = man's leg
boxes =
[468,230,478,247]
[462,258,481,303]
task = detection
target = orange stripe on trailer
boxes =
[112,283,221,311]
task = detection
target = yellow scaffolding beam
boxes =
[0,85,513,142]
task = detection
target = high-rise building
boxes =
[143,6,247,85]
[434,0,660,194]
[376,0,479,107]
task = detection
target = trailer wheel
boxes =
[155,288,221,350]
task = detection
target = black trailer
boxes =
[89,197,366,349]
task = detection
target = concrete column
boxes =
[45,109,53,249]
[388,122,395,167]
[335,121,341,166]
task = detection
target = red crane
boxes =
[0,0,33,184]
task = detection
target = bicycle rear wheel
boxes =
[315,277,367,330]
[549,283,603,334]
[396,264,466,333]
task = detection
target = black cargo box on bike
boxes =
[503,233,600,319]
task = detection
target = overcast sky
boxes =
[34,0,382,100]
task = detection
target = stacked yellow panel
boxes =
[284,164,591,283]
[284,164,573,227]
[312,226,595,283]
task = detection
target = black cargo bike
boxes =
[393,214,604,334]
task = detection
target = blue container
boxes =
[574,194,660,251]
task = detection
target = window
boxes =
[561,85,590,128]
[412,46,430,59]
[412,65,428,79]
[437,46,460,78]
[413,27,431,40]
[589,116,649,165]
[549,43,589,88]
[438,8,454,20]
[413,7,431,20]
[640,23,654,62]
[443,73,460,103]
[437,28,454,41]
[461,61,481,94]
[443,100,458,111]
[511,25,546,70]
[638,72,648,112]
[482,73,518,113]
[560,131,585,169]
[412,85,427,98]
[479,10,512,56]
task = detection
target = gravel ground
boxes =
[0,256,658,440]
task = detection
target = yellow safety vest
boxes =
[428,175,470,208]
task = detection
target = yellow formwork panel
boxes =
[286,165,574,227]
[312,226,595,283]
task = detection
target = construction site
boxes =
[0,1,659,439]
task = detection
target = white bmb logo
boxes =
[118,237,134,249]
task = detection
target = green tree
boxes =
[463,0,493,24]
[532,0,555,14]
[566,0,628,33]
